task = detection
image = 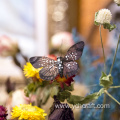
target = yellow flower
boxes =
[23,62,43,82]
[11,104,47,120]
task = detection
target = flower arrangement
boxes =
[22,1,120,119]
[1,0,120,120]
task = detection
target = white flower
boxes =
[114,0,120,5]
[95,9,112,24]
[51,32,74,51]
[11,90,27,107]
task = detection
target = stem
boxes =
[101,94,106,120]
[99,25,106,73]
[13,56,21,68]
[110,86,120,89]
[104,90,120,105]
[99,25,107,120]
[109,35,120,74]
[87,84,99,88]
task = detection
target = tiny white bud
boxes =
[95,9,112,24]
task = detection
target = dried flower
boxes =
[55,75,74,88]
[95,9,112,24]
[23,62,43,82]
[0,35,19,57]
[114,0,120,5]
[49,96,74,120]
[94,9,116,31]
[11,104,47,120]
[0,106,8,120]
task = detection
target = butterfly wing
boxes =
[29,56,55,68]
[63,41,84,61]
[63,61,79,78]
[39,64,58,80]
[29,56,58,80]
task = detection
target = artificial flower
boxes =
[0,35,19,57]
[0,105,8,120]
[11,104,47,120]
[55,75,74,88]
[23,62,43,82]
[114,0,120,5]
[95,9,112,24]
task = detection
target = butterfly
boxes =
[29,41,84,80]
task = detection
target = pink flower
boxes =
[0,105,8,120]
[0,35,19,56]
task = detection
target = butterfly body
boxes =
[57,57,63,78]
[30,41,84,80]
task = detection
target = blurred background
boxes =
[0,0,120,120]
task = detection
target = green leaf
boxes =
[24,82,37,97]
[103,23,116,32]
[41,87,50,105]
[67,88,104,105]
[99,72,113,88]
[64,83,74,91]
[27,83,36,92]
[58,91,71,102]
[94,11,100,26]
[24,87,30,97]
[36,81,50,87]
[67,95,84,105]
[94,21,100,26]
[50,86,59,97]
